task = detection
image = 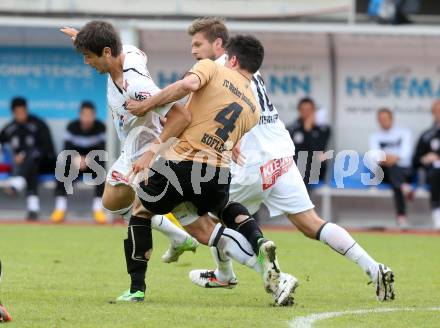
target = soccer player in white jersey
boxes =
[174,17,394,302]
[61,21,198,302]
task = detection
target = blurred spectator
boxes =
[50,101,106,224]
[368,0,420,24]
[0,97,56,220]
[287,97,331,190]
[368,108,413,228]
[413,100,440,230]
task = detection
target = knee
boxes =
[102,195,116,211]
[102,195,131,212]
[102,185,134,211]
[220,202,250,229]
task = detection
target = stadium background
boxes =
[0,0,439,226]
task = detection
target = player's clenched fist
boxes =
[125,99,148,117]
[126,150,155,185]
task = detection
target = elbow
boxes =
[179,79,194,94]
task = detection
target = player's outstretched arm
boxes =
[60,27,79,42]
[126,73,201,117]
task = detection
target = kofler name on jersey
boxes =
[201,133,227,153]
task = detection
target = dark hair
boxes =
[297,97,315,110]
[11,97,27,111]
[225,35,264,74]
[188,17,229,46]
[74,20,122,57]
[80,101,96,112]
[377,107,393,118]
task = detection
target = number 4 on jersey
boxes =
[214,102,243,142]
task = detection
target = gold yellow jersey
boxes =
[166,59,260,167]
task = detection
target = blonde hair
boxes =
[188,17,229,45]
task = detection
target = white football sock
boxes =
[55,196,67,211]
[211,247,235,283]
[318,222,379,280]
[208,223,261,274]
[9,176,26,192]
[432,208,440,229]
[104,204,133,221]
[151,215,189,245]
[27,195,40,212]
[92,197,102,211]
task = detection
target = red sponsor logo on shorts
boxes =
[260,157,293,190]
[111,170,128,183]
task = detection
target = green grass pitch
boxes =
[0,224,439,327]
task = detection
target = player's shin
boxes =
[208,223,260,273]
[317,222,379,279]
[220,201,264,255]
[210,246,235,283]
[124,216,153,294]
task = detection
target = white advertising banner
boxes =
[139,30,332,127]
[253,32,332,126]
[335,34,440,153]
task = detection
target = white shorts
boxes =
[106,151,132,186]
[171,156,314,226]
[229,157,314,217]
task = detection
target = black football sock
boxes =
[124,216,152,293]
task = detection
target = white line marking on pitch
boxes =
[289,307,440,328]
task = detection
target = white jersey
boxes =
[215,55,295,167]
[245,71,296,164]
[107,45,173,161]
[369,126,413,168]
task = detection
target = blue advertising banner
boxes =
[0,47,107,120]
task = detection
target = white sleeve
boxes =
[126,75,173,117]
